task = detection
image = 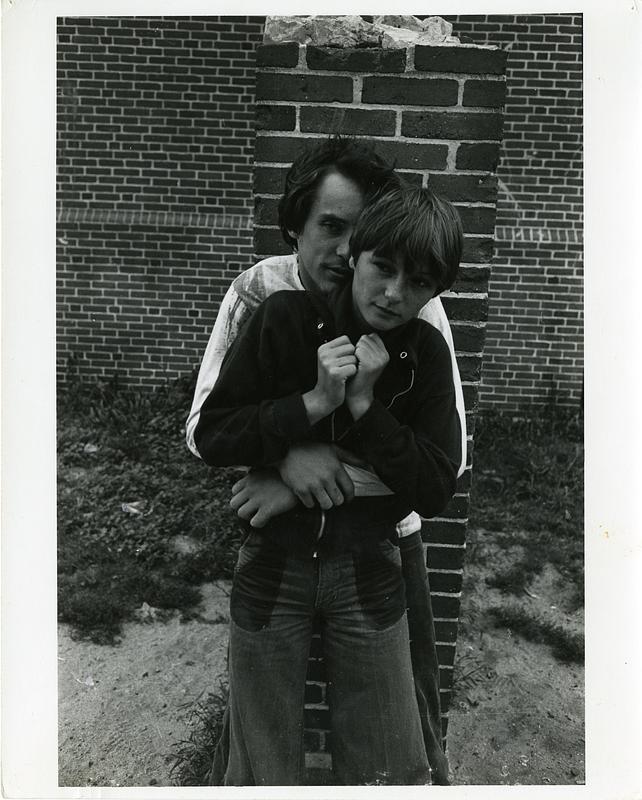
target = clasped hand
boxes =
[303,334,389,423]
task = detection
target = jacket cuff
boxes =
[343,399,400,455]
[272,393,314,443]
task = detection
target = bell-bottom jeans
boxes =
[221,532,430,786]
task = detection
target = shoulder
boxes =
[417,294,449,329]
[231,254,300,305]
[405,318,451,363]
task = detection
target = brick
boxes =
[436,643,457,667]
[434,620,459,643]
[367,140,448,171]
[306,45,406,73]
[255,72,353,103]
[431,594,462,619]
[463,79,507,108]
[300,106,396,137]
[414,45,508,75]
[462,237,494,263]
[255,104,296,131]
[442,494,470,518]
[426,545,465,572]
[451,323,485,353]
[256,42,300,67]
[362,76,458,106]
[253,196,279,226]
[455,355,482,382]
[428,571,464,594]
[253,165,289,195]
[455,142,501,170]
[428,173,498,203]
[254,134,321,164]
[255,227,289,256]
[402,110,503,140]
[456,206,496,234]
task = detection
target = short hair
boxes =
[350,185,463,294]
[278,136,400,249]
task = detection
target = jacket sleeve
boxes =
[419,296,467,479]
[339,334,460,520]
[193,297,315,468]
[185,283,247,458]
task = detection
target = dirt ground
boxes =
[58,531,584,788]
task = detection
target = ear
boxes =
[349,256,355,270]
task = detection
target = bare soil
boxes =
[58,530,584,788]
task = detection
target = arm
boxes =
[186,283,249,457]
[193,298,314,467]
[194,298,357,470]
[343,332,459,519]
[420,296,467,479]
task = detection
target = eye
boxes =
[322,219,344,234]
[374,260,394,274]
[412,277,433,290]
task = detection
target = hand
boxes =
[302,336,357,424]
[277,441,355,509]
[230,468,298,528]
[346,333,389,419]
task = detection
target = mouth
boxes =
[325,264,351,280]
[373,304,400,320]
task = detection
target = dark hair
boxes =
[278,136,400,249]
[350,185,463,294]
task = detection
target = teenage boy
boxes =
[193,185,462,785]
[186,137,467,523]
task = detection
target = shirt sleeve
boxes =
[419,296,468,479]
[193,297,315,468]
[185,283,247,457]
[339,333,460,520]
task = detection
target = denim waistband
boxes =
[246,496,406,558]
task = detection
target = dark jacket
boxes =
[195,280,461,555]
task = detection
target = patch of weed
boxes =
[169,685,228,786]
[487,604,584,664]
[470,404,584,609]
[57,373,242,643]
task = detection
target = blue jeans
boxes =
[221,532,430,786]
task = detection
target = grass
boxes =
[462,402,584,661]
[57,373,242,643]
[169,684,229,786]
[57,378,584,783]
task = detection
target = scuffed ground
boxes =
[59,532,584,787]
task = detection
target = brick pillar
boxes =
[253,39,506,774]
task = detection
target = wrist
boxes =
[347,392,373,421]
[302,388,336,425]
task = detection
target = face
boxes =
[288,171,365,295]
[351,250,437,332]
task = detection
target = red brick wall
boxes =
[57,15,582,411]
[57,16,264,385]
[444,14,583,410]
[252,40,507,759]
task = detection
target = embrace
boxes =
[186,137,466,786]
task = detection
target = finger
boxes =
[312,486,334,511]
[234,498,258,521]
[250,509,270,529]
[231,477,248,495]
[295,489,315,509]
[330,364,357,381]
[230,491,247,511]
[335,468,355,503]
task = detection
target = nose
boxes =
[384,274,404,303]
[336,229,352,261]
